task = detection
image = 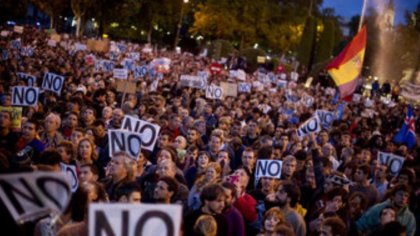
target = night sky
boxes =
[322,0,419,25]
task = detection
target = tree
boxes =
[71,0,94,37]
[0,0,28,24]
[297,16,317,72]
[31,0,67,29]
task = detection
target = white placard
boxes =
[206,85,223,100]
[42,73,64,95]
[180,75,207,89]
[60,163,78,192]
[121,116,161,151]
[13,26,24,34]
[113,69,128,80]
[301,93,314,107]
[108,129,142,160]
[378,152,405,176]
[12,86,39,107]
[238,82,251,93]
[1,31,9,37]
[16,72,36,86]
[89,203,182,236]
[0,172,71,223]
[47,39,56,47]
[255,160,283,186]
[277,80,288,88]
[75,43,86,51]
[290,71,299,81]
[296,116,321,138]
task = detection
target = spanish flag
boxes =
[327,26,367,99]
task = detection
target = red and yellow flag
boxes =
[327,26,367,98]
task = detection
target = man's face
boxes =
[79,166,97,183]
[44,117,58,132]
[154,180,172,202]
[392,190,409,208]
[158,135,170,148]
[209,136,222,151]
[283,159,297,177]
[375,165,387,179]
[187,130,198,143]
[94,125,105,137]
[241,151,255,169]
[319,132,329,144]
[66,114,78,128]
[354,169,366,183]
[82,109,95,123]
[156,160,175,178]
[247,121,258,136]
[224,188,233,209]
[22,122,36,141]
[109,155,127,179]
[205,195,225,214]
[129,191,141,203]
[0,112,11,129]
[275,185,288,207]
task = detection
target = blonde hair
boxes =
[193,215,217,236]
[45,112,61,127]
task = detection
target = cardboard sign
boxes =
[255,160,283,186]
[12,86,39,107]
[60,163,78,192]
[238,82,251,93]
[290,72,299,81]
[220,82,238,97]
[108,130,142,160]
[113,69,128,80]
[301,93,314,107]
[121,116,161,151]
[297,116,321,138]
[0,106,22,130]
[116,80,136,94]
[0,172,71,223]
[316,110,335,129]
[237,69,246,81]
[1,31,9,37]
[89,203,182,236]
[13,26,24,34]
[257,56,266,63]
[180,75,207,89]
[378,152,405,176]
[16,72,36,86]
[50,34,61,42]
[47,40,57,47]
[42,73,64,95]
[206,85,223,100]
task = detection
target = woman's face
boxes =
[79,140,93,160]
[205,167,218,182]
[197,154,209,168]
[234,169,249,188]
[264,215,280,232]
[157,150,172,164]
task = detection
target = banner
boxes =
[377,152,405,176]
[0,106,22,130]
[116,80,136,94]
[89,203,182,236]
[255,160,282,186]
[296,116,321,138]
[0,172,71,223]
[113,69,128,80]
[238,82,251,93]
[12,86,39,107]
[301,93,314,107]
[180,75,207,89]
[316,110,335,129]
[121,116,161,151]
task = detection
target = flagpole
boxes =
[358,0,368,31]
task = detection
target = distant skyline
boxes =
[322,0,419,25]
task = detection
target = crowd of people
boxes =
[0,25,419,236]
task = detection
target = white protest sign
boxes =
[42,73,64,95]
[378,152,405,176]
[353,93,362,103]
[206,85,223,100]
[316,110,335,129]
[238,82,251,93]
[14,26,24,34]
[108,129,142,160]
[113,69,128,80]
[89,203,182,236]
[121,116,161,151]
[255,160,282,186]
[134,66,149,79]
[220,82,238,97]
[0,172,71,223]
[60,163,78,192]
[297,116,321,138]
[1,31,9,37]
[277,80,288,88]
[75,43,86,51]
[16,72,36,86]
[47,39,56,47]
[301,93,314,107]
[129,52,140,61]
[198,71,209,80]
[237,69,246,81]
[12,86,39,107]
[180,75,207,89]
[325,87,336,96]
[122,58,135,71]
[290,71,299,81]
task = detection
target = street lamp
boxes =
[174,0,189,50]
